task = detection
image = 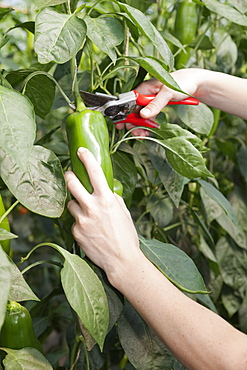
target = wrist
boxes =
[106,250,149,292]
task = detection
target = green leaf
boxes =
[8,259,40,302]
[117,2,174,69]
[198,179,238,227]
[217,212,246,250]
[0,228,17,241]
[174,103,214,135]
[237,145,247,183]
[199,235,217,263]
[1,347,52,370]
[54,246,109,351]
[139,236,208,294]
[0,86,35,171]
[147,193,174,228]
[34,8,87,64]
[0,8,13,21]
[215,236,247,290]
[221,285,242,318]
[131,56,181,92]
[200,187,222,225]
[118,303,173,370]
[147,140,186,207]
[0,146,66,218]
[0,246,11,330]
[24,74,55,119]
[153,137,212,179]
[34,0,67,7]
[203,0,247,26]
[112,150,138,202]
[84,16,124,63]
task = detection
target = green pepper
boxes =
[0,195,11,255]
[174,0,198,69]
[113,178,123,197]
[66,100,114,193]
[0,301,43,354]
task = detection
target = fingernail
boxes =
[141,107,151,117]
[77,147,86,155]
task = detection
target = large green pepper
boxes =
[0,301,43,354]
[66,101,114,193]
[174,0,198,69]
[0,195,11,255]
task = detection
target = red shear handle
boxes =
[133,90,199,106]
[116,113,159,129]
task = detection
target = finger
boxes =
[135,78,163,95]
[124,124,149,137]
[77,147,111,196]
[115,122,125,130]
[140,91,173,118]
[65,170,90,206]
[67,199,81,220]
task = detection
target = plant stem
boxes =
[21,260,63,275]
[0,200,19,224]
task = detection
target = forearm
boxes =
[110,253,247,370]
[185,69,247,119]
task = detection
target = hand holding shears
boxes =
[80,90,199,129]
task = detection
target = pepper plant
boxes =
[0,1,247,369]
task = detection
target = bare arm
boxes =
[138,68,247,121]
[65,148,247,370]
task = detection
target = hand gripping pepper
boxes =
[66,99,114,193]
[0,301,43,353]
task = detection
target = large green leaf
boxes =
[1,347,52,370]
[155,122,207,153]
[118,303,173,370]
[174,103,214,135]
[139,236,208,293]
[154,137,212,179]
[34,0,67,7]
[84,16,124,63]
[117,3,174,69]
[131,57,181,92]
[34,8,87,64]
[198,179,238,226]
[55,246,109,351]
[0,146,66,218]
[0,86,35,171]
[203,0,247,26]
[8,259,40,302]
[0,246,11,330]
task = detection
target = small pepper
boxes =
[0,301,43,354]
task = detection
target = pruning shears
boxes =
[79,90,200,129]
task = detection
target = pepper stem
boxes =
[70,56,86,111]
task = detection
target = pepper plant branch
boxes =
[0,200,19,224]
[21,260,63,275]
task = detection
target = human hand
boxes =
[65,148,141,286]
[138,69,200,119]
[115,69,200,136]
